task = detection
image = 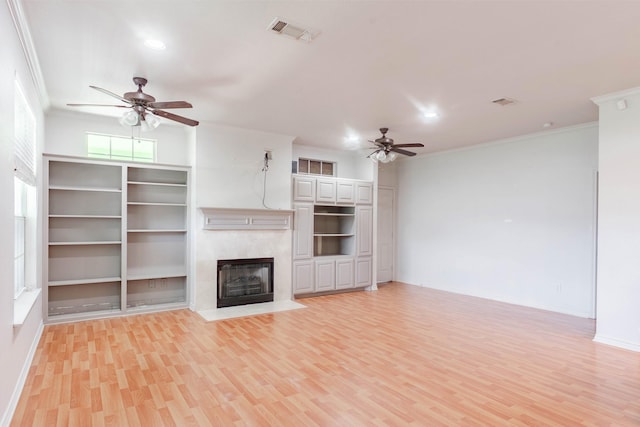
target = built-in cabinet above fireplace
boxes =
[292,174,373,295]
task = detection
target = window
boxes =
[87,132,156,162]
[14,80,37,299]
[297,158,336,176]
[14,179,27,298]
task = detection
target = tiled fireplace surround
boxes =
[195,209,294,313]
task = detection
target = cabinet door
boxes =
[316,178,336,203]
[293,176,316,202]
[293,261,314,294]
[355,257,372,287]
[335,258,354,290]
[315,259,336,291]
[336,179,355,204]
[356,206,373,257]
[356,182,373,205]
[293,203,313,259]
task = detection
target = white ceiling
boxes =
[21,0,640,155]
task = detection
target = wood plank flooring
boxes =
[11,282,640,426]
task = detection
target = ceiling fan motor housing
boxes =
[124,77,156,103]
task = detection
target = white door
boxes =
[377,187,394,283]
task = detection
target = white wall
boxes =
[0,2,45,425]
[593,88,640,352]
[396,124,598,317]
[194,123,295,311]
[45,109,192,165]
[196,123,294,209]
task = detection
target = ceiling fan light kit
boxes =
[68,77,199,129]
[119,109,139,126]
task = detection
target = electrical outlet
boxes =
[265,150,273,160]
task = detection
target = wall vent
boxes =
[268,17,317,42]
[492,97,517,106]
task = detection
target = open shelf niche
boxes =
[313,205,355,256]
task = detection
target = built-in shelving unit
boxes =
[125,166,188,311]
[292,174,373,295]
[44,155,190,323]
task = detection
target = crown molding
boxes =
[407,121,598,160]
[591,86,640,105]
[7,0,50,109]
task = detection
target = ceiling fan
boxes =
[368,127,424,162]
[67,77,199,128]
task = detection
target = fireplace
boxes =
[217,258,274,308]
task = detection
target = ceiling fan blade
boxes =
[90,85,131,104]
[151,109,199,126]
[67,103,130,108]
[147,101,193,109]
[390,147,417,156]
[393,143,424,148]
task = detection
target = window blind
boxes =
[14,81,36,186]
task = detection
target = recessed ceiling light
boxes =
[144,39,166,50]
[346,135,359,142]
[543,122,553,128]
[423,111,439,119]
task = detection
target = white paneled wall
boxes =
[395,124,598,317]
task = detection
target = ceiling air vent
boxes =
[268,17,317,42]
[492,97,517,106]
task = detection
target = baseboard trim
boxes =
[593,334,640,352]
[0,320,44,427]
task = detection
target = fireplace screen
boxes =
[217,258,274,308]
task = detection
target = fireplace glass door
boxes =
[217,258,274,308]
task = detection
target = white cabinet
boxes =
[356,206,373,257]
[314,257,354,293]
[335,258,355,290]
[293,203,314,259]
[355,257,373,287]
[293,175,315,202]
[336,179,355,204]
[44,155,190,323]
[356,181,373,204]
[293,261,314,294]
[316,178,336,203]
[294,174,371,206]
[315,259,336,291]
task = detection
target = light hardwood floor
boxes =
[11,283,640,426]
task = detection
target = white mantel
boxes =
[200,207,294,230]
